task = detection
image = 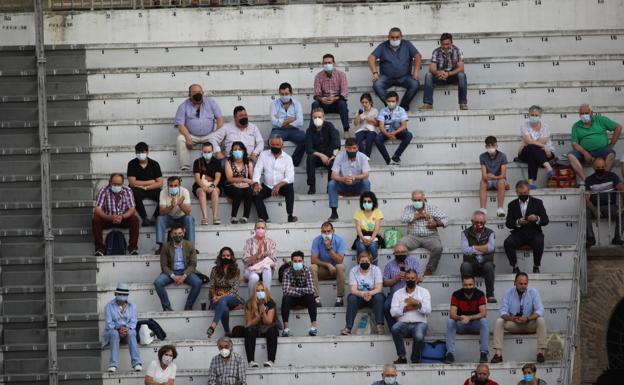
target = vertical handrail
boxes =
[34,1,58,384]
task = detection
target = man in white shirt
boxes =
[390,269,431,364]
[155,176,195,254]
[210,106,264,162]
[252,135,298,223]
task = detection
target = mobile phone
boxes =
[400,266,406,272]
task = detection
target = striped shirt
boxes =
[282,266,315,297]
[401,202,449,237]
[314,69,349,99]
[95,185,135,216]
[383,257,423,294]
[207,352,247,385]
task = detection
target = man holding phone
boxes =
[383,244,423,329]
[463,364,499,385]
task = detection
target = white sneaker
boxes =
[497,208,506,217]
[479,208,487,215]
[249,361,260,368]
[107,366,116,373]
[133,364,142,371]
[263,360,274,367]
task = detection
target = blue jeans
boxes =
[373,74,420,111]
[355,238,379,265]
[271,127,306,166]
[311,99,350,131]
[107,328,141,368]
[384,291,397,329]
[446,318,489,354]
[345,292,385,329]
[155,215,195,246]
[423,72,468,105]
[328,179,371,208]
[391,321,428,362]
[355,131,377,157]
[153,269,203,310]
[210,295,242,333]
[374,130,413,164]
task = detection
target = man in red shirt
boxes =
[463,363,499,385]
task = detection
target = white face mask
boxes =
[313,117,324,128]
[161,355,173,366]
[220,348,231,358]
[389,39,401,47]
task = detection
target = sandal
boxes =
[201,218,209,225]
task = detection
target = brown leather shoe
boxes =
[490,354,503,363]
[424,268,434,276]
[536,353,545,363]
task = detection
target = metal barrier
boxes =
[586,190,623,246]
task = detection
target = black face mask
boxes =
[405,280,417,289]
[463,288,475,295]
[474,378,488,385]
[270,147,281,155]
[239,117,249,126]
[222,258,233,264]
[518,194,529,202]
[395,254,407,263]
[192,93,203,103]
[595,169,606,177]
[346,151,357,159]
[360,262,370,270]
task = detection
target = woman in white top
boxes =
[144,345,177,385]
[354,93,379,157]
[517,105,555,189]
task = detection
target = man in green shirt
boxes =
[567,104,622,182]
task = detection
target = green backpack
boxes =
[383,227,402,249]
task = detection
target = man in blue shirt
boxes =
[310,222,346,307]
[375,91,413,165]
[269,82,306,166]
[491,272,547,364]
[368,27,422,111]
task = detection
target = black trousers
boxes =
[306,155,334,187]
[504,231,544,267]
[131,187,161,219]
[281,294,317,323]
[244,326,279,362]
[518,145,554,181]
[224,185,253,218]
[253,183,295,220]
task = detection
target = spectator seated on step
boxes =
[244,281,279,368]
[155,176,195,254]
[327,138,371,222]
[304,107,341,195]
[175,83,224,171]
[491,272,547,365]
[516,105,555,188]
[127,141,163,227]
[375,91,413,166]
[153,224,202,311]
[243,220,276,297]
[383,243,423,329]
[445,275,489,364]
[567,103,621,182]
[92,172,140,256]
[478,135,508,217]
[210,105,264,164]
[371,363,402,385]
[517,362,548,385]
[310,221,347,307]
[389,268,430,364]
[207,336,246,385]
[206,246,244,339]
[192,142,222,226]
[398,190,448,276]
[369,26,422,112]
[312,53,350,134]
[102,283,142,373]
[354,92,379,158]
[464,363,499,385]
[224,141,255,224]
[585,157,624,246]
[342,251,386,336]
[281,251,319,337]
[269,82,306,167]
[353,191,385,265]
[460,210,497,303]
[420,32,468,111]
[252,135,298,223]
[144,344,177,385]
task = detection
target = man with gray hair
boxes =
[461,210,497,303]
[371,363,402,385]
[207,336,246,385]
[252,135,298,222]
[398,190,448,275]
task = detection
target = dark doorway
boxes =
[607,299,624,370]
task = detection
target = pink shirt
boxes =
[314,69,349,100]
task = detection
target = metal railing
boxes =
[43,0,288,10]
[587,190,623,247]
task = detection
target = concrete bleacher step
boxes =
[3,326,99,344]
[0,127,90,148]
[4,353,100,374]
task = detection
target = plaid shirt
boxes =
[282,266,315,297]
[95,185,135,215]
[207,351,247,385]
[430,45,464,71]
[314,69,349,99]
[401,202,449,237]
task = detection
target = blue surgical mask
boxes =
[528,116,541,124]
[363,202,373,211]
[280,95,291,103]
[232,150,244,160]
[413,201,424,210]
[169,187,179,196]
[256,291,266,300]
[580,114,591,124]
[110,185,123,194]
[136,153,147,161]
[323,64,334,72]
[202,152,213,161]
[293,262,304,271]
[116,294,128,302]
[384,377,397,385]
[523,374,534,383]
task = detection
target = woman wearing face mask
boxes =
[206,247,243,338]
[342,251,386,335]
[354,191,384,265]
[192,142,221,225]
[243,220,276,296]
[224,141,254,224]
[354,93,379,157]
[144,345,177,385]
[517,363,547,385]
[244,282,279,368]
[517,105,555,189]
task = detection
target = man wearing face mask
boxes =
[175,84,224,170]
[390,269,431,364]
[210,106,264,163]
[517,363,547,385]
[585,157,624,246]
[504,180,549,274]
[102,283,142,372]
[369,27,422,111]
[305,108,341,194]
[127,142,163,227]
[252,135,298,222]
[327,138,371,221]
[310,222,347,307]
[281,251,319,337]
[464,363,499,385]
[312,53,350,133]
[567,103,621,182]
[155,176,195,254]
[153,224,202,311]
[461,211,497,303]
[398,190,448,275]
[383,243,423,329]
[479,136,508,217]
[207,336,247,385]
[92,173,140,256]
[270,82,305,166]
[371,363,402,385]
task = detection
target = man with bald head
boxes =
[371,363,402,385]
[585,157,624,246]
[398,190,449,275]
[567,104,621,182]
[175,84,224,170]
[463,363,499,385]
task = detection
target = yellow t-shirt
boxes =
[353,208,384,232]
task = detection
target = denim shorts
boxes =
[569,147,615,162]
